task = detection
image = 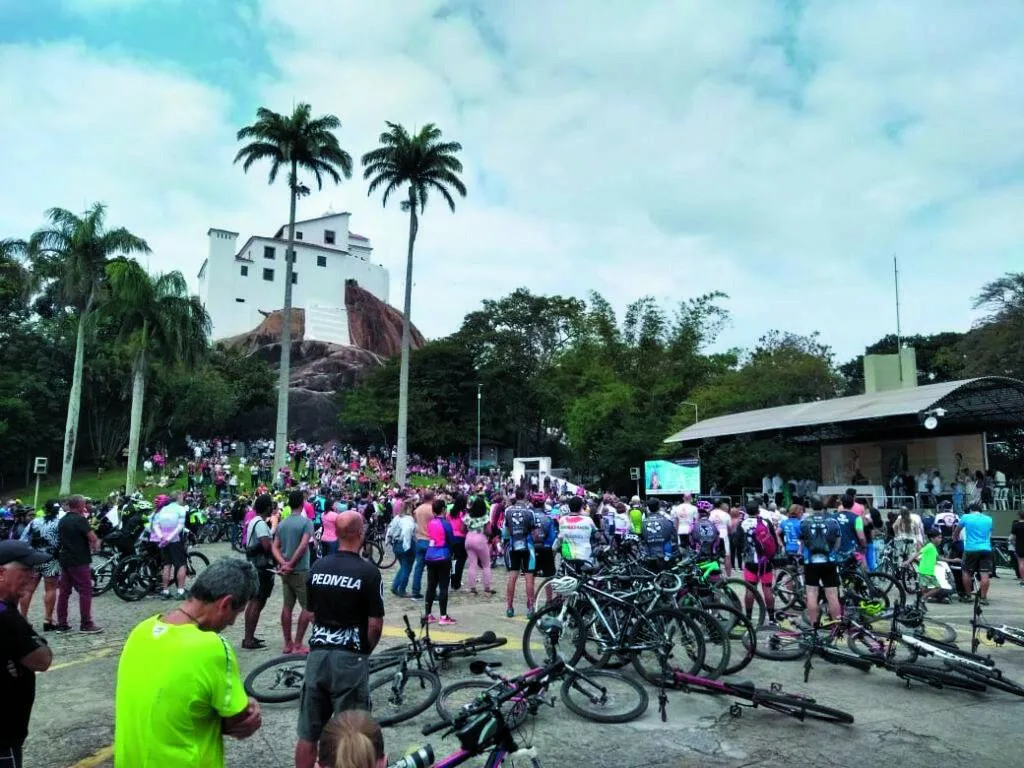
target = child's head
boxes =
[928,528,942,543]
[317,711,386,768]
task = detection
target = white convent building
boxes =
[197,212,390,345]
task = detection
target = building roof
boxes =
[350,232,369,242]
[233,235,351,260]
[664,376,1024,444]
[273,212,351,239]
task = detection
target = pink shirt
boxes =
[303,500,315,520]
[427,517,447,546]
[449,513,466,538]
[321,511,339,542]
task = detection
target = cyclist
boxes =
[673,493,697,549]
[528,494,558,606]
[641,498,676,569]
[691,501,720,564]
[627,496,644,535]
[799,495,842,627]
[710,500,733,576]
[779,504,804,558]
[150,493,188,600]
[910,528,952,604]
[556,496,598,568]
[739,499,778,620]
[834,493,867,564]
[503,489,535,618]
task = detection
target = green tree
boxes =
[235,104,353,471]
[960,272,1024,379]
[103,259,210,493]
[838,332,966,395]
[362,122,467,485]
[29,204,150,494]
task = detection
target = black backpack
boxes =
[804,517,833,556]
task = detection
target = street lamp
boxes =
[476,384,482,471]
[680,401,699,424]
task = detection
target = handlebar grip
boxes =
[421,720,449,736]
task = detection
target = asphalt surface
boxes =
[24,544,1024,768]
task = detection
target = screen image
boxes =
[645,458,700,495]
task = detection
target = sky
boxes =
[1,0,1022,362]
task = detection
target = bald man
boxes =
[296,510,384,768]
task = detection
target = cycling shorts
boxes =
[803,562,840,589]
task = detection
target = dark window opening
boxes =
[291,272,298,285]
[240,265,248,276]
[263,268,274,281]
[324,230,336,245]
[263,246,275,259]
[317,255,327,267]
[295,231,303,240]
[235,298,245,303]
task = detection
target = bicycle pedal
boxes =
[769,682,782,693]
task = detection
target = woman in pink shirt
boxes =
[448,495,468,591]
[320,502,341,556]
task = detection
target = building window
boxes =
[263,268,274,281]
[295,231,303,240]
[264,246,275,260]
[291,272,298,285]
[235,298,245,303]
[240,265,248,277]
[317,255,327,267]
[324,230,336,245]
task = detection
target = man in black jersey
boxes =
[295,511,384,768]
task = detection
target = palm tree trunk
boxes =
[125,348,147,494]
[59,295,92,494]
[395,190,418,486]
[274,163,299,472]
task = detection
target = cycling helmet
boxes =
[549,576,579,595]
[153,494,171,510]
[529,492,546,505]
[936,500,953,513]
[696,500,713,514]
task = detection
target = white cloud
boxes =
[2,1,1023,364]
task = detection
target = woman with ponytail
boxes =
[316,710,386,768]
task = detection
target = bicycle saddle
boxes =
[469,660,502,674]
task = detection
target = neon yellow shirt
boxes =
[115,615,249,767]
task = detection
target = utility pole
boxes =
[476,384,482,471]
[894,254,903,384]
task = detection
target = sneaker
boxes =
[980,598,990,606]
[176,588,186,599]
[160,589,171,600]
[526,605,535,619]
[410,593,424,600]
[43,621,58,632]
[79,624,103,634]
[506,608,515,618]
[469,588,478,595]
[393,591,409,598]
[959,595,972,603]
[54,624,72,633]
[425,614,439,624]
[485,589,497,595]
[439,616,457,625]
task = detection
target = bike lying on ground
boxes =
[970,590,1024,653]
[244,614,508,713]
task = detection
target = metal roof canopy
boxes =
[664,376,1024,445]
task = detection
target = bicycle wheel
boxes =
[434,680,526,726]
[91,554,116,596]
[185,551,210,586]
[712,579,766,627]
[673,606,729,680]
[847,628,914,663]
[753,691,854,724]
[949,667,1024,697]
[753,623,810,661]
[377,542,397,570]
[629,608,707,685]
[522,603,587,669]
[772,567,804,612]
[906,618,957,645]
[578,603,631,669]
[705,602,756,676]
[112,557,150,602]
[861,571,905,609]
[370,668,441,726]
[894,663,987,692]
[362,540,383,566]
[244,653,308,703]
[560,668,648,723]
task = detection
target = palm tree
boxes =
[0,238,35,304]
[29,205,150,494]
[234,104,353,471]
[104,259,210,493]
[362,122,467,485]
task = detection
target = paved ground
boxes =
[25,544,1024,768]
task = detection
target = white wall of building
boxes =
[198,213,390,344]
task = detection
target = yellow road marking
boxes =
[50,646,118,671]
[67,744,113,768]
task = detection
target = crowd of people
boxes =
[1,433,1019,768]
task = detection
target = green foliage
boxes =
[838,332,967,395]
[362,123,467,214]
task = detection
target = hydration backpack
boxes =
[692,518,719,555]
[805,517,832,556]
[752,517,777,561]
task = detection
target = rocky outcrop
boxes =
[218,281,425,440]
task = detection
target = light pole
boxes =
[680,401,699,424]
[476,384,482,471]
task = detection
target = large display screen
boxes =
[644,458,701,495]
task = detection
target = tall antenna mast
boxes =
[894,253,903,383]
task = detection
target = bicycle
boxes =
[970,590,1024,654]
[111,539,210,602]
[244,614,508,707]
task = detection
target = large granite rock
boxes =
[219,281,425,440]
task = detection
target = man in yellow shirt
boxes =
[114,559,263,766]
